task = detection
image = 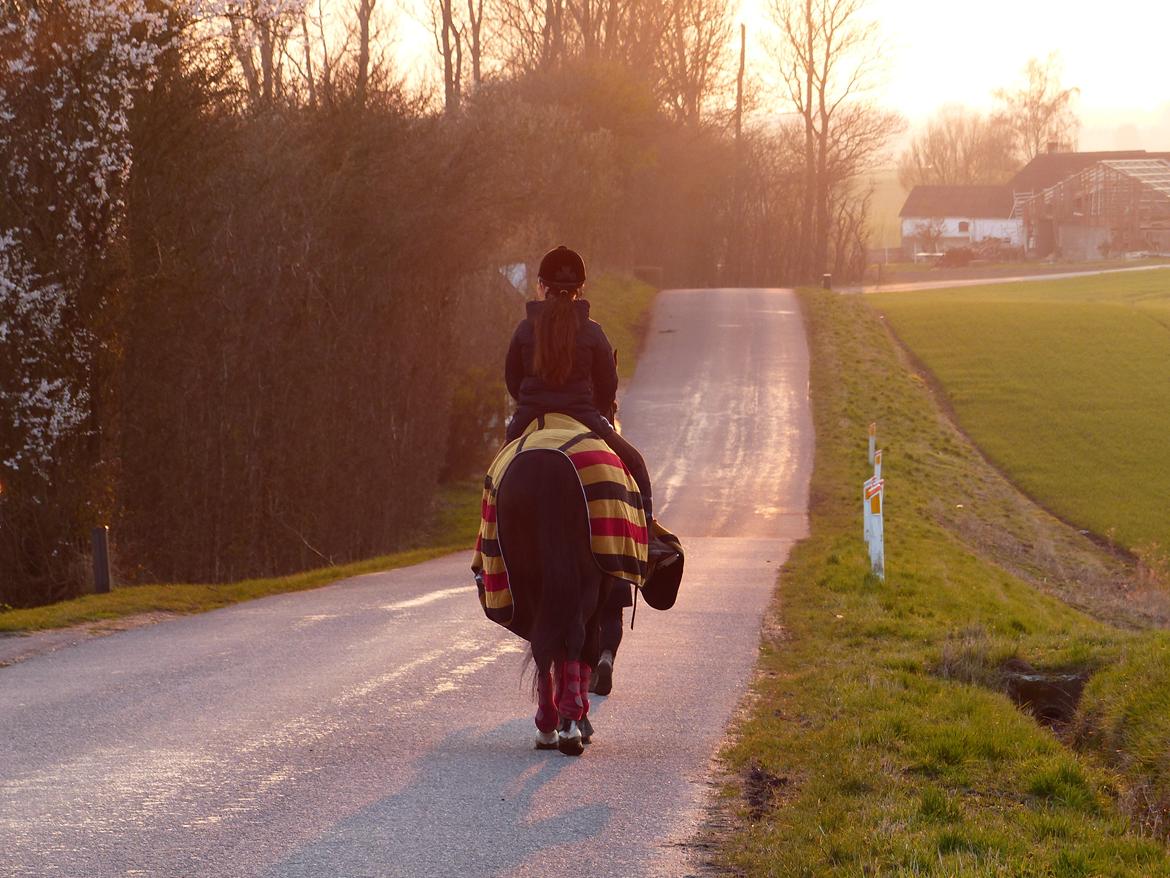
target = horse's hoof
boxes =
[579,715,594,745]
[591,656,613,696]
[534,729,559,750]
[557,720,584,756]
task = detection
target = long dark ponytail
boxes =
[534,286,580,386]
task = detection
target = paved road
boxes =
[0,288,812,878]
[846,262,1170,294]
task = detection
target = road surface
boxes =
[0,288,813,878]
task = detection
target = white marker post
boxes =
[863,428,885,580]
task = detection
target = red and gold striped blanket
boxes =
[472,413,649,627]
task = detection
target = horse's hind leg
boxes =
[534,663,559,749]
[555,658,590,722]
[553,659,587,756]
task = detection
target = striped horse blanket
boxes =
[472,412,649,628]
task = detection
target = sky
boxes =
[393,0,1170,150]
[739,0,1170,149]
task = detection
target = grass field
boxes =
[714,288,1170,875]
[0,274,658,633]
[870,268,1170,561]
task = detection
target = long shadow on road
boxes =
[268,718,611,878]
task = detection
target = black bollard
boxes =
[822,273,832,290]
[91,526,112,594]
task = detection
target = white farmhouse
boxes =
[899,185,1022,255]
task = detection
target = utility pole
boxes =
[730,23,746,283]
[735,23,745,142]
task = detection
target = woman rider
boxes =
[504,246,659,694]
[504,246,655,519]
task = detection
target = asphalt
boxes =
[0,287,813,878]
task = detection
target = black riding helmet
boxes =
[538,245,586,289]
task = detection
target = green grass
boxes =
[716,288,1169,875]
[872,268,1170,558]
[1,273,660,634]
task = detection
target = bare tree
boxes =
[431,0,464,110]
[226,0,303,108]
[355,0,376,108]
[995,53,1079,161]
[912,218,944,253]
[767,0,898,281]
[465,0,487,88]
[898,105,1019,189]
[658,0,732,126]
[493,0,666,74]
[492,0,563,72]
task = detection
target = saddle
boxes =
[472,413,651,628]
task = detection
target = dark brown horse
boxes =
[495,449,613,755]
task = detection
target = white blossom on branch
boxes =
[0,0,168,478]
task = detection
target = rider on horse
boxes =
[504,246,655,521]
[503,246,679,696]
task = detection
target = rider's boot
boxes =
[591,649,614,696]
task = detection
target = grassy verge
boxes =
[871,269,1170,560]
[0,481,481,633]
[1,274,659,634]
[716,288,1169,875]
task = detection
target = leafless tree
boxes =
[995,53,1079,162]
[658,0,732,126]
[898,105,1019,189]
[355,0,376,108]
[767,0,899,281]
[912,218,944,253]
[493,0,666,74]
[465,0,487,87]
[226,0,303,108]
[430,0,463,110]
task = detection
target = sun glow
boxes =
[393,0,1170,149]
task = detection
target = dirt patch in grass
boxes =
[1000,658,1091,731]
[744,762,790,820]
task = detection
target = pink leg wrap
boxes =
[580,665,592,718]
[535,666,558,733]
[555,659,590,721]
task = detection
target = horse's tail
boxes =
[529,452,589,677]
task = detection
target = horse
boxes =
[495,448,614,756]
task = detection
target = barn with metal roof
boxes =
[1020,156,1170,258]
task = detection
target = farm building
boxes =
[1008,149,1170,199]
[1017,155,1170,259]
[899,185,1022,256]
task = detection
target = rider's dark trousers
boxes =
[506,407,654,520]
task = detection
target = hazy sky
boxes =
[395,0,1170,149]
[740,0,1170,149]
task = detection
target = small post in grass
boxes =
[822,273,832,290]
[91,526,112,594]
[863,427,885,580]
